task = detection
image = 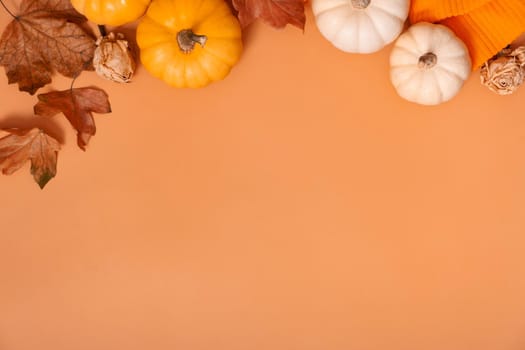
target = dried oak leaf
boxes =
[232,0,306,29]
[0,128,60,189]
[0,0,95,95]
[34,87,111,151]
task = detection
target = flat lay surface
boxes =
[1,1,525,349]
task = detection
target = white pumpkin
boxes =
[390,22,472,106]
[312,0,409,54]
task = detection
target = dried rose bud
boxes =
[480,46,525,95]
[93,32,135,83]
[510,47,525,67]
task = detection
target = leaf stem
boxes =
[0,0,17,19]
[98,25,107,37]
[70,75,78,91]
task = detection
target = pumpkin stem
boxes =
[418,52,437,69]
[351,0,371,9]
[177,29,207,54]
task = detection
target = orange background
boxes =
[1,3,525,349]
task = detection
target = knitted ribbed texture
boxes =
[409,0,525,70]
[442,0,525,69]
[409,0,492,23]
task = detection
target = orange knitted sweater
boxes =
[409,0,525,70]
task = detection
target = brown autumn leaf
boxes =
[0,0,95,95]
[232,0,306,29]
[0,128,60,189]
[34,87,111,151]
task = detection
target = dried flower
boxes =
[480,46,525,95]
[510,47,525,67]
[93,32,135,83]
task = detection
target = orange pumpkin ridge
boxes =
[70,0,152,26]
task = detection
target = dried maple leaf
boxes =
[232,0,306,29]
[0,0,95,94]
[34,87,111,151]
[0,128,60,189]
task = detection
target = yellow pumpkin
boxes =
[70,0,152,26]
[136,0,243,88]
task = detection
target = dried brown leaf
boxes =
[34,87,111,151]
[0,128,60,189]
[0,0,95,94]
[232,0,306,29]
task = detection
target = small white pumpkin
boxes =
[312,0,410,54]
[390,22,472,105]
